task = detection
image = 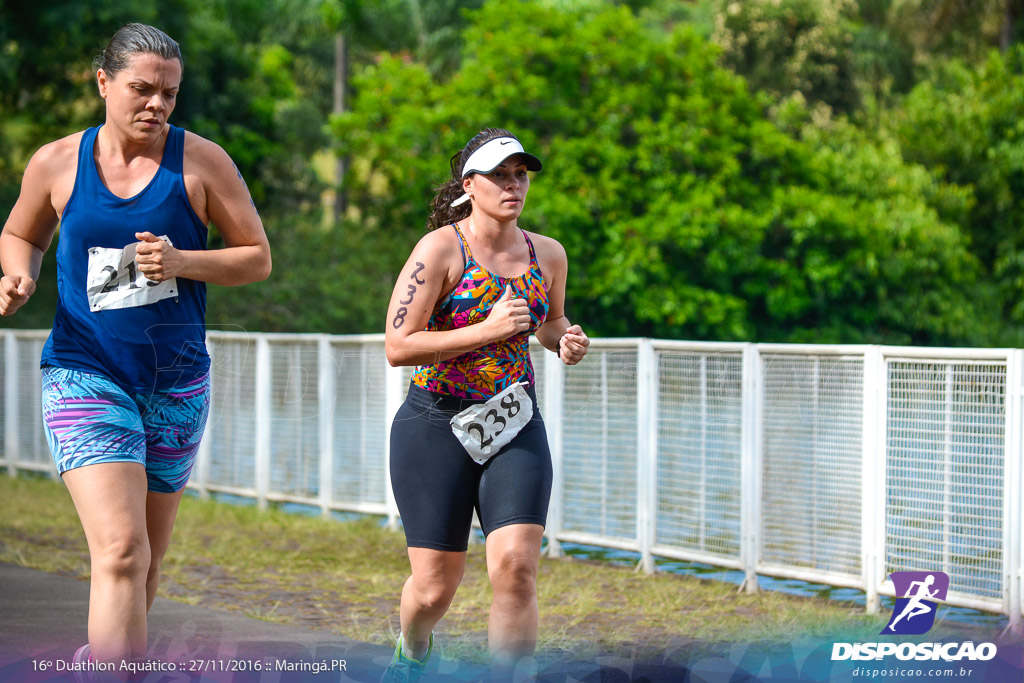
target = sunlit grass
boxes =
[0,473,1001,665]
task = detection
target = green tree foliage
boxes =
[169,0,332,216]
[892,0,1024,61]
[893,46,1024,338]
[769,101,981,342]
[320,0,486,77]
[711,0,862,114]
[849,0,916,112]
[205,214,397,333]
[333,0,980,343]
[0,0,331,216]
[205,0,492,335]
[0,0,996,343]
[705,0,932,121]
[0,0,159,207]
[0,0,162,329]
[0,0,334,329]
[0,0,497,333]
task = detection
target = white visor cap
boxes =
[461,137,542,177]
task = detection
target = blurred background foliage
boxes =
[2,0,1023,346]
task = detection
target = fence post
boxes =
[740,343,762,593]
[861,346,885,614]
[383,355,404,530]
[318,336,336,516]
[1005,349,1023,630]
[193,334,214,500]
[254,337,272,510]
[4,332,17,476]
[543,346,565,558]
[636,339,657,573]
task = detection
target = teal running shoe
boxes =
[380,633,433,683]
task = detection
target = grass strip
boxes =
[0,472,1000,664]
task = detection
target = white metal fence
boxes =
[2,329,1021,626]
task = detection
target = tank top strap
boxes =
[161,125,185,175]
[521,230,540,268]
[451,223,474,266]
[74,127,101,198]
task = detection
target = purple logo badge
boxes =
[882,571,950,635]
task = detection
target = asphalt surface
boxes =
[0,561,402,682]
[8,562,1024,682]
[0,563,694,683]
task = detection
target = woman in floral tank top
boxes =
[382,128,589,681]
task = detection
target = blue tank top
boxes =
[40,124,210,392]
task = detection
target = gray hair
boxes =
[93,23,183,77]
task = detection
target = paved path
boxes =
[0,563,695,682]
[6,565,1024,683]
[0,562,402,682]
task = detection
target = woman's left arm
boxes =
[135,133,271,286]
[533,234,589,365]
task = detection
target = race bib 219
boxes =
[86,238,178,312]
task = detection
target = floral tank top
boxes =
[411,224,549,399]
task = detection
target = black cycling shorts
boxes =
[389,383,553,552]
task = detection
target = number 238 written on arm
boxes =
[392,261,425,329]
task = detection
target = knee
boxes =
[411,575,459,612]
[490,552,537,604]
[93,534,150,580]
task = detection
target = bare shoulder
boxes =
[27,132,84,177]
[406,224,465,288]
[524,230,567,269]
[182,131,234,174]
[524,230,565,256]
[19,132,87,217]
[180,131,252,225]
[417,224,462,256]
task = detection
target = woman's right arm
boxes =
[0,142,65,316]
[384,229,531,367]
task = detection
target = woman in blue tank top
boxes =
[0,24,271,673]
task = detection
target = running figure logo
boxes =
[882,571,950,635]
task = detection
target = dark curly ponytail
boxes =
[426,127,517,231]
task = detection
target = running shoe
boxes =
[380,633,433,683]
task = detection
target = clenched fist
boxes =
[134,232,183,282]
[0,275,36,316]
